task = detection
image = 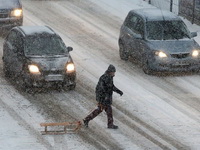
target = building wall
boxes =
[143,0,179,14]
[150,0,179,14]
[144,0,200,25]
[179,0,200,25]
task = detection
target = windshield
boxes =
[146,20,190,40]
[25,35,68,56]
[0,0,20,9]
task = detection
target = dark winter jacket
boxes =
[95,71,122,105]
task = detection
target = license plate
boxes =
[45,74,63,81]
[174,61,189,66]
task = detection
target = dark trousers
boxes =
[84,104,113,126]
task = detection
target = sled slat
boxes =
[40,121,82,135]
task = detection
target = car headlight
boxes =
[192,50,200,57]
[10,9,23,17]
[28,65,41,75]
[66,63,75,73]
[155,51,167,58]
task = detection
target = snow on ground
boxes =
[1,0,200,150]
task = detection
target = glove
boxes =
[118,90,123,96]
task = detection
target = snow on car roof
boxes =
[17,26,55,36]
[131,8,181,21]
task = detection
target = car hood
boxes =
[147,39,200,53]
[28,56,71,71]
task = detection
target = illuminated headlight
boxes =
[192,50,200,57]
[28,65,41,75]
[66,63,75,73]
[10,9,23,17]
[155,51,167,58]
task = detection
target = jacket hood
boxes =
[106,64,116,73]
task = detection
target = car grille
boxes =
[0,13,8,18]
[170,53,190,59]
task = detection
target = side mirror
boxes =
[191,32,197,38]
[67,46,73,52]
[135,33,143,39]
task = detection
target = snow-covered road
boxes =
[1,0,200,149]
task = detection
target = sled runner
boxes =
[40,121,82,135]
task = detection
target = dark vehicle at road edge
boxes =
[119,8,200,75]
[0,0,23,30]
[2,26,76,90]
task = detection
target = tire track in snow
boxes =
[0,87,53,150]
[22,2,190,148]
[76,78,189,150]
[12,0,200,149]
[17,90,124,150]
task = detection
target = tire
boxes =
[68,83,76,90]
[62,82,76,91]
[142,60,154,75]
[119,41,129,61]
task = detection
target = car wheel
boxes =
[68,83,76,90]
[63,83,76,91]
[119,41,129,61]
[142,60,154,75]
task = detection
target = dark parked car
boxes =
[0,0,23,29]
[2,26,76,90]
[119,8,200,74]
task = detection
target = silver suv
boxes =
[119,8,200,74]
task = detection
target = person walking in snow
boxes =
[83,64,123,129]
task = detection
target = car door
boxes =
[130,15,145,60]
[3,30,23,75]
[3,30,18,73]
[14,32,24,75]
[122,14,138,58]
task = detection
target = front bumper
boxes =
[149,57,200,72]
[0,17,23,29]
[23,72,76,88]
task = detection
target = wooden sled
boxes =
[40,121,82,135]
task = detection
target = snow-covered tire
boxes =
[142,60,154,75]
[63,83,76,91]
[119,41,129,61]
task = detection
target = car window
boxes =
[125,14,144,36]
[24,35,67,56]
[0,0,19,8]
[134,18,144,36]
[146,20,190,40]
[125,14,137,30]
[7,31,18,47]
[15,33,23,53]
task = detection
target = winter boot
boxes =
[108,124,118,129]
[83,119,89,128]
